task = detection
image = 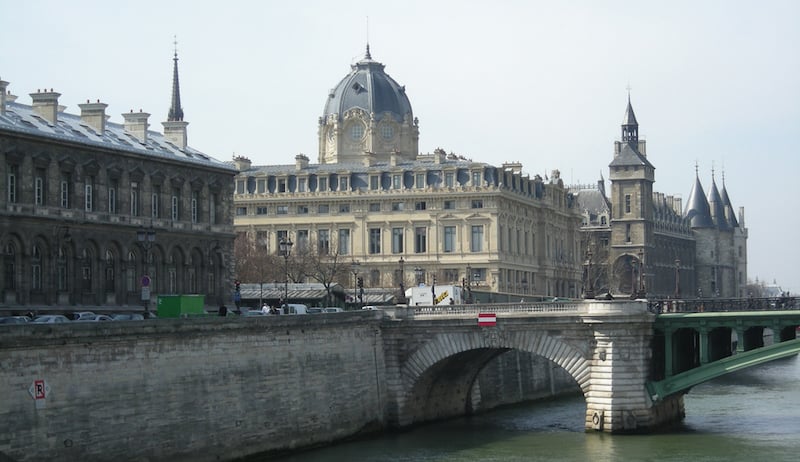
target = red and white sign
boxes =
[478,313,497,326]
[33,379,46,399]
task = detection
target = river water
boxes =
[268,355,800,462]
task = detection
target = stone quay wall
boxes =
[0,312,388,462]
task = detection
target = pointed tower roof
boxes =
[620,92,639,143]
[622,94,638,126]
[684,168,714,228]
[707,175,731,231]
[167,45,184,122]
[720,174,739,228]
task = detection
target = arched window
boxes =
[32,245,42,290]
[81,249,92,291]
[4,243,16,290]
[105,249,115,292]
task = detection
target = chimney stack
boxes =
[30,89,61,124]
[79,100,109,134]
[162,119,189,149]
[122,109,150,143]
[295,153,309,170]
[0,78,8,115]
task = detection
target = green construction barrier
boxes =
[157,294,206,318]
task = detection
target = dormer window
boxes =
[350,123,364,140]
[381,125,394,139]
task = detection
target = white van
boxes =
[282,304,309,315]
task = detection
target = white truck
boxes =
[405,284,464,306]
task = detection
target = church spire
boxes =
[168,37,184,122]
[621,90,638,143]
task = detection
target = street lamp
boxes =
[397,257,406,304]
[637,248,645,299]
[136,226,156,316]
[584,247,595,299]
[414,266,424,285]
[350,260,360,309]
[279,237,293,312]
[465,264,473,303]
[674,257,681,298]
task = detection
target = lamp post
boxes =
[674,257,681,298]
[350,260,360,309]
[414,267,424,285]
[397,257,406,304]
[136,226,156,316]
[52,225,72,305]
[465,264,473,304]
[584,248,595,299]
[279,237,293,312]
[637,248,645,299]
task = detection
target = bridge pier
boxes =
[582,301,685,433]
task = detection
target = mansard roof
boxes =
[684,175,714,228]
[0,101,234,172]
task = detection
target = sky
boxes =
[2,0,798,292]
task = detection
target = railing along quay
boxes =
[410,301,585,317]
[648,297,798,314]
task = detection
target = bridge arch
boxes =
[395,328,591,426]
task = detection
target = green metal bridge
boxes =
[645,297,800,402]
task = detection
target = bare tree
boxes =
[303,240,350,306]
[234,232,282,283]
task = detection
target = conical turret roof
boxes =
[707,178,731,230]
[720,179,739,228]
[684,173,714,228]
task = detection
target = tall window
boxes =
[625,194,631,214]
[4,244,15,290]
[318,177,328,192]
[296,230,309,251]
[108,180,117,214]
[339,176,349,191]
[31,245,41,290]
[35,169,46,206]
[57,247,68,291]
[171,189,180,221]
[370,175,379,190]
[257,179,266,193]
[278,179,286,193]
[470,225,484,252]
[84,178,94,212]
[60,175,71,208]
[625,224,631,242]
[415,201,426,211]
[415,227,427,253]
[369,228,381,254]
[130,182,139,216]
[472,171,482,186]
[318,229,330,255]
[276,230,288,249]
[298,178,307,192]
[6,164,17,203]
[444,226,456,253]
[415,173,425,188]
[445,172,454,188]
[392,175,401,189]
[152,186,160,218]
[104,250,115,292]
[191,191,199,223]
[392,228,403,253]
[210,194,217,224]
[337,229,350,255]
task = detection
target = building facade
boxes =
[233,47,583,299]
[574,98,747,299]
[0,53,236,314]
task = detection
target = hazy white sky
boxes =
[2,0,798,292]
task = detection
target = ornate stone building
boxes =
[233,47,583,298]
[0,52,236,314]
[574,97,747,299]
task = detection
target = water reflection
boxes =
[268,356,800,462]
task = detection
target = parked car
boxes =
[110,313,145,321]
[0,316,31,324]
[31,315,70,324]
[75,314,113,322]
[307,307,324,314]
[242,310,266,317]
[361,305,380,310]
[322,307,344,313]
[69,311,96,321]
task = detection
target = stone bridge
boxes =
[380,300,678,433]
[2,299,796,461]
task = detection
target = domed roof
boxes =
[323,45,413,123]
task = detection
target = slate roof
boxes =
[609,142,654,168]
[0,101,235,173]
[684,175,714,228]
[707,179,731,231]
[720,183,739,228]
[622,98,638,126]
[323,45,413,123]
